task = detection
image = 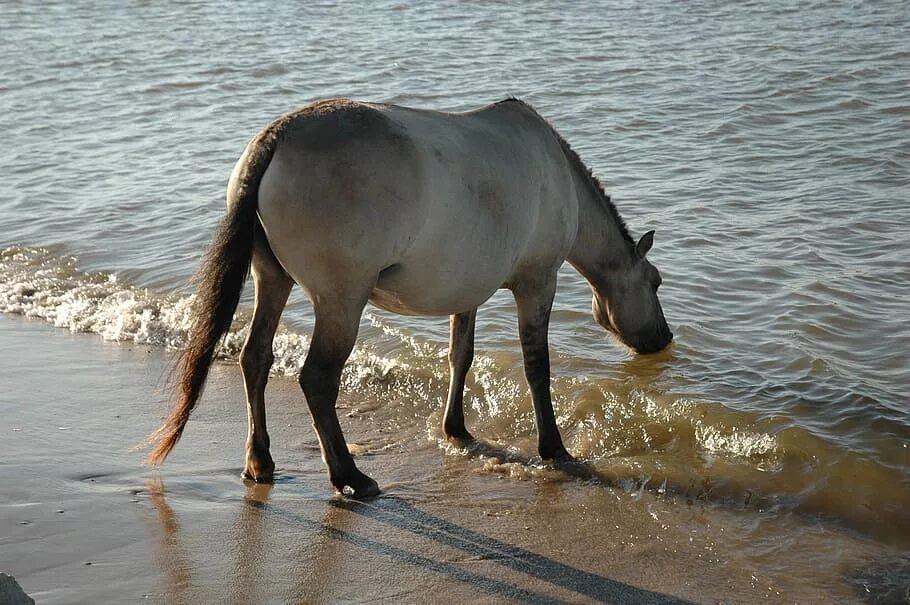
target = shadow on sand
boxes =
[324,494,693,605]
[145,476,693,604]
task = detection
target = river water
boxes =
[1,1,908,601]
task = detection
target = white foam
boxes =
[695,424,778,459]
[0,247,410,387]
[1,247,194,348]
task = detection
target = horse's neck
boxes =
[566,180,634,294]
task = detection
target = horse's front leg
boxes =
[299,294,379,498]
[513,279,571,461]
[443,308,477,444]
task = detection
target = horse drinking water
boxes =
[146,98,673,498]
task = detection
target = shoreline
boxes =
[0,314,898,603]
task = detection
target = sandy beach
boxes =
[3,314,904,603]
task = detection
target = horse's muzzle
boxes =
[632,327,673,355]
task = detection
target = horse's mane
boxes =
[495,98,633,245]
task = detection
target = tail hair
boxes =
[143,130,281,465]
[145,200,255,464]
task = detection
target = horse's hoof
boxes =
[445,430,476,448]
[241,468,275,483]
[244,445,275,482]
[541,448,574,464]
[349,481,381,499]
[242,456,275,483]
[334,471,381,500]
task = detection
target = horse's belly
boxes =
[370,263,502,316]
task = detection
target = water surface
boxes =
[1,1,908,600]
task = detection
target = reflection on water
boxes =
[289,487,356,603]
[146,478,192,604]
[1,0,909,598]
[229,481,273,605]
[146,478,280,603]
[143,477,695,604]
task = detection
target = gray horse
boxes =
[146,98,672,497]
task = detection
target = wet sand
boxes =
[0,314,899,604]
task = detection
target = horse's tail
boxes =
[145,129,281,466]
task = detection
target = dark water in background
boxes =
[1,0,909,594]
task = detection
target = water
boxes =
[1,0,909,599]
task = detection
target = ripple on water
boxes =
[1,0,909,595]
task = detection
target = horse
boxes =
[145,98,673,498]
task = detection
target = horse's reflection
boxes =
[146,478,278,604]
[145,475,693,604]
[228,480,274,605]
[287,491,358,603]
[146,478,193,604]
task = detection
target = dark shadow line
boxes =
[328,495,693,605]
[263,502,567,605]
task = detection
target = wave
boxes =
[2,245,908,544]
[0,245,407,384]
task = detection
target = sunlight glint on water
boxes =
[1,0,909,594]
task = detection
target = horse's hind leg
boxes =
[299,292,379,498]
[443,309,477,444]
[240,236,292,482]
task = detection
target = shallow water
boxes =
[1,315,905,603]
[1,0,909,599]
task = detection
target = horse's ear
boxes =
[636,230,655,257]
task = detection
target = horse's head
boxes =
[592,230,673,354]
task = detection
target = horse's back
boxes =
[252,99,579,314]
